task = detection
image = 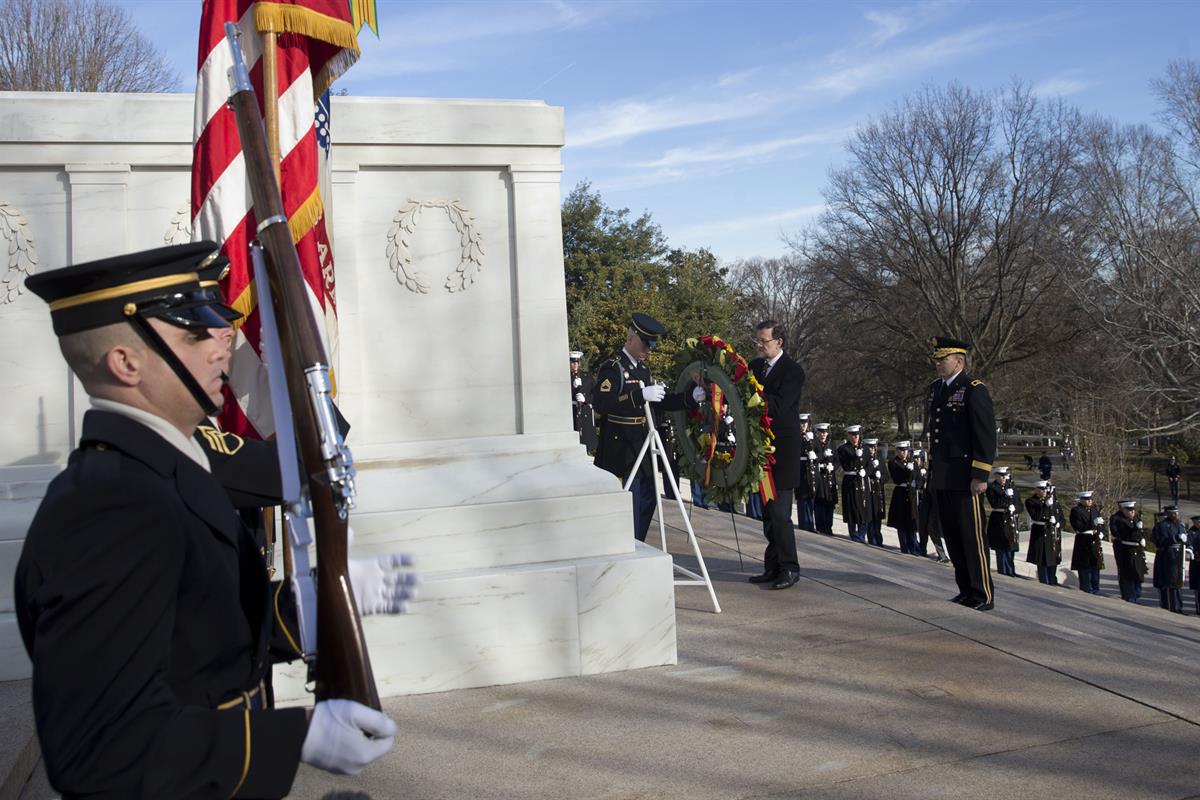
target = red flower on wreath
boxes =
[733,362,749,382]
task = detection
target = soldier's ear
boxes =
[105,343,145,388]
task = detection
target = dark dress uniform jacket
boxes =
[1025,495,1059,567]
[1152,519,1188,589]
[1069,505,1105,571]
[592,351,686,481]
[926,373,996,490]
[1110,512,1148,579]
[886,456,918,528]
[1187,526,1200,590]
[985,481,1020,550]
[815,438,838,504]
[15,411,308,799]
[837,442,867,524]
[748,354,805,490]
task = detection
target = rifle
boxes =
[224,24,380,709]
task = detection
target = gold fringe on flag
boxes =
[253,3,361,51]
[288,186,325,245]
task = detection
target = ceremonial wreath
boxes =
[670,335,777,506]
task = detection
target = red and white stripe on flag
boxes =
[192,0,358,438]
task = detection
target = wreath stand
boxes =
[623,403,722,613]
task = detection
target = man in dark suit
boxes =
[926,336,998,611]
[16,243,396,798]
[747,320,806,590]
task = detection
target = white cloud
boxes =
[636,131,847,169]
[568,91,777,148]
[673,205,827,240]
[716,69,758,88]
[1032,75,1089,98]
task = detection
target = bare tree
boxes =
[811,82,1082,380]
[1064,397,1142,512]
[0,0,177,92]
[728,253,821,361]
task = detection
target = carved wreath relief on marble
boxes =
[387,200,484,295]
[164,204,193,246]
[1,202,37,305]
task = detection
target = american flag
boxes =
[192,0,359,438]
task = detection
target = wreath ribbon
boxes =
[703,381,724,487]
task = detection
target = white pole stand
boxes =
[623,403,721,613]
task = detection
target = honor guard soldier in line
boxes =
[1110,500,1148,602]
[592,313,700,542]
[986,467,1020,577]
[747,320,807,590]
[926,337,998,610]
[813,422,839,535]
[1165,456,1182,504]
[887,441,920,554]
[16,243,397,799]
[1186,515,1200,614]
[796,413,818,532]
[863,438,886,546]
[1025,481,1059,585]
[914,448,950,562]
[570,351,598,451]
[838,425,869,542]
[1069,491,1106,595]
[1152,505,1188,613]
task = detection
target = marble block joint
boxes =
[0,91,678,691]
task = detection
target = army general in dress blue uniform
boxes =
[925,336,998,611]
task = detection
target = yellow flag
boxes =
[351,0,379,36]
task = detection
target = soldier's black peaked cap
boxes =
[631,312,666,348]
[930,336,971,359]
[25,242,241,336]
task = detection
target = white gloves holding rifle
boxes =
[641,384,666,403]
[302,699,396,774]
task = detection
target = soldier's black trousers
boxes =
[934,489,994,606]
[762,490,799,573]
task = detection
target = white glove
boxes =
[1005,488,1013,497]
[872,459,879,467]
[641,384,666,403]
[1136,521,1144,530]
[855,448,863,457]
[1186,547,1195,561]
[1050,516,1057,525]
[575,392,585,403]
[301,699,396,775]
[349,554,418,615]
[920,468,927,476]
[906,463,914,471]
[804,431,814,441]
[723,415,734,426]
[1094,517,1103,527]
[572,376,582,388]
[1140,538,1146,546]
[808,450,818,460]
[692,386,706,403]
[824,449,833,457]
[727,432,736,443]
[1008,505,1016,513]
[874,471,881,479]
[826,463,835,472]
[1180,532,1189,543]
[858,469,866,478]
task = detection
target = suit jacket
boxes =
[750,353,805,490]
[926,372,997,491]
[16,411,307,799]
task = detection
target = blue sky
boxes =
[119,0,1199,264]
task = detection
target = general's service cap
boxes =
[930,336,971,360]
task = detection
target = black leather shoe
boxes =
[748,570,779,584]
[768,570,800,590]
[971,601,994,611]
[949,593,968,604]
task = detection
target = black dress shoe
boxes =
[768,570,800,590]
[949,593,968,604]
[971,601,994,611]
[748,570,779,584]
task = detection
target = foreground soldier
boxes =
[1110,500,1147,602]
[1152,505,1187,613]
[1069,491,1105,595]
[17,243,395,799]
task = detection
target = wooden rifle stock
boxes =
[225,37,380,710]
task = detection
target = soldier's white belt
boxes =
[1116,540,1142,546]
[989,508,1005,514]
